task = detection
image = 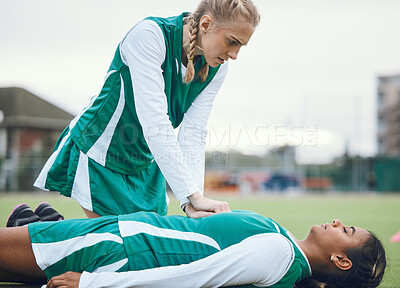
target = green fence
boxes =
[374,157,400,192]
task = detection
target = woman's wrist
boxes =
[188,192,202,205]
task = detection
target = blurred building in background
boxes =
[377,74,400,156]
[374,74,400,192]
[0,87,74,191]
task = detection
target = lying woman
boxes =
[0,210,386,288]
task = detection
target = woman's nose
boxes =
[228,47,240,60]
[332,219,343,227]
[227,51,237,60]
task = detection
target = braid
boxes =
[184,18,199,84]
[198,62,209,83]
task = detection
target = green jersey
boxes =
[118,210,311,287]
[69,13,220,175]
[30,210,311,287]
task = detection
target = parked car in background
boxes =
[263,173,301,191]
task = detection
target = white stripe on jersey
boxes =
[103,70,117,83]
[118,220,221,251]
[33,130,71,190]
[32,233,123,270]
[93,258,129,273]
[71,151,92,211]
[87,74,126,166]
[33,71,110,190]
[271,221,280,233]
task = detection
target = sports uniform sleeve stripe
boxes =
[78,233,294,288]
[120,19,199,202]
[119,220,221,251]
[93,258,129,273]
[32,233,123,270]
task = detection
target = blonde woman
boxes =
[31,1,260,219]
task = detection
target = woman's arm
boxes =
[120,20,203,202]
[120,20,229,216]
[177,63,229,209]
[51,233,294,288]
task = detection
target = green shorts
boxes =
[34,128,168,216]
[28,216,129,280]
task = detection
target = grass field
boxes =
[0,191,399,287]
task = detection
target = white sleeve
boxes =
[177,63,229,206]
[120,20,198,202]
[78,233,295,288]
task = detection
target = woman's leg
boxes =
[0,226,47,283]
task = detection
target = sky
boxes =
[1,0,400,164]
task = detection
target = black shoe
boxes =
[34,202,64,221]
[6,204,41,227]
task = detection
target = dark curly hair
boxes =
[294,232,386,288]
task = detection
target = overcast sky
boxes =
[1,0,400,164]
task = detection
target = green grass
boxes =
[0,192,399,287]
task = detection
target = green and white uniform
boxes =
[34,13,229,216]
[29,210,311,288]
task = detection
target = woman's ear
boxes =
[331,254,353,271]
[199,15,212,33]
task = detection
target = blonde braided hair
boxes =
[184,17,209,83]
[183,0,260,84]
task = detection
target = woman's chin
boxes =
[208,61,220,68]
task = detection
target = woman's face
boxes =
[309,219,370,254]
[198,15,254,67]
